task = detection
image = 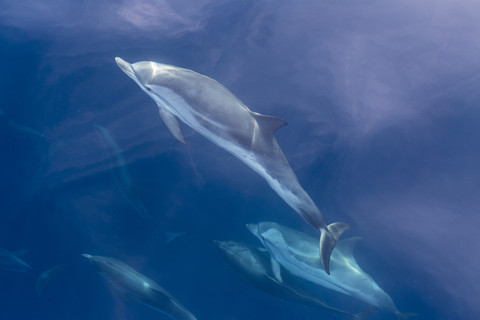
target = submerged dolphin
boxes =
[0,248,34,272]
[248,222,415,320]
[82,254,197,320]
[115,57,349,274]
[95,125,152,222]
[213,240,372,320]
[35,264,67,295]
[0,249,66,294]
[0,109,47,140]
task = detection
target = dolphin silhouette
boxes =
[0,248,34,272]
[213,240,373,320]
[115,57,349,274]
[35,264,67,295]
[94,125,152,222]
[82,254,197,320]
[247,222,416,320]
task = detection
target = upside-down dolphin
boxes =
[213,240,372,320]
[247,222,416,320]
[115,57,349,274]
[82,254,197,320]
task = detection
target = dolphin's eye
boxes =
[146,86,152,92]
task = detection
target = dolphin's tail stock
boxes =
[319,222,350,275]
[396,312,418,320]
[353,305,374,320]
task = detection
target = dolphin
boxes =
[0,109,47,140]
[213,240,372,320]
[0,248,34,272]
[82,254,197,320]
[35,264,67,295]
[115,57,349,274]
[7,119,48,139]
[94,125,152,222]
[247,222,416,320]
[165,232,186,244]
[0,250,67,295]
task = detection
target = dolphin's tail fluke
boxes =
[396,312,418,320]
[319,222,350,275]
[353,305,374,320]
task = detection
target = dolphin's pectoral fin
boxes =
[157,107,188,144]
[319,222,350,275]
[270,257,283,283]
[251,112,288,135]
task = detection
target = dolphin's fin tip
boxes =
[319,222,350,275]
[270,257,283,283]
[158,107,188,144]
[251,112,288,134]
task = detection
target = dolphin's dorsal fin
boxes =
[157,107,188,144]
[334,237,363,258]
[251,112,288,134]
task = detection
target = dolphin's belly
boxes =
[151,85,257,149]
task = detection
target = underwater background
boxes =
[1,0,479,319]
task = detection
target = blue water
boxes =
[1,1,479,319]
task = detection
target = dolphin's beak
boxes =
[211,240,224,248]
[115,57,136,81]
[81,253,92,260]
[246,223,259,235]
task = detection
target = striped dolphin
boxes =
[114,57,349,274]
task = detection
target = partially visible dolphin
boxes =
[0,249,67,295]
[94,125,152,222]
[82,254,197,320]
[165,232,186,244]
[213,240,372,320]
[0,109,47,140]
[35,264,67,295]
[115,57,349,274]
[7,119,48,140]
[0,248,34,272]
[247,222,416,320]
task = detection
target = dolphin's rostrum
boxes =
[115,57,349,274]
